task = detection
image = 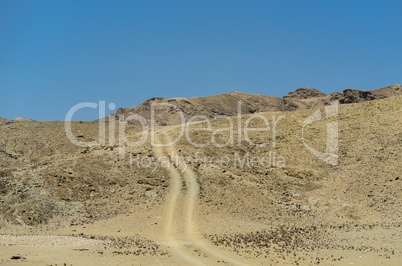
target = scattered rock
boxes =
[10,255,26,260]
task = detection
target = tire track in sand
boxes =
[153,129,248,266]
[153,132,205,266]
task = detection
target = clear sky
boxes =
[1,0,401,121]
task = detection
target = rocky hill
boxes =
[106,84,401,126]
[0,117,35,126]
[283,87,327,99]
[111,92,300,126]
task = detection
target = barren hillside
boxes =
[0,117,10,125]
[0,93,401,265]
[106,84,402,126]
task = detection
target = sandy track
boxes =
[153,129,248,265]
[152,132,205,266]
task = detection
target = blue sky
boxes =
[1,0,401,121]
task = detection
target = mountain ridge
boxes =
[2,85,400,125]
[105,84,401,125]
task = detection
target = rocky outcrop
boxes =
[283,87,327,99]
[338,84,402,104]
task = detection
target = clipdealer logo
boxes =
[64,100,339,167]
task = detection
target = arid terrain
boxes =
[0,87,401,265]
[106,85,402,126]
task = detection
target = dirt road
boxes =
[153,129,248,265]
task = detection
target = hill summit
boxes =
[0,117,35,125]
[105,84,401,126]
